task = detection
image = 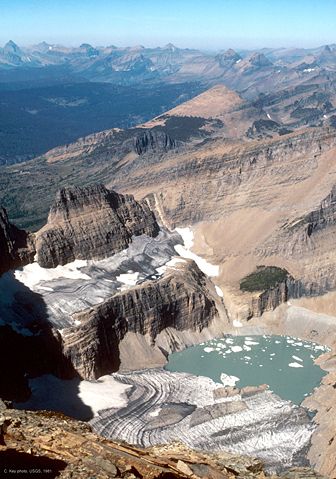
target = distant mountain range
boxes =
[1,40,336,166]
[1,40,336,86]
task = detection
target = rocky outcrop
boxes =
[133,129,178,155]
[2,406,321,479]
[250,276,302,317]
[63,260,219,379]
[246,119,292,139]
[239,266,303,318]
[35,184,160,268]
[0,207,35,276]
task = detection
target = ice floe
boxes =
[231,345,243,353]
[204,347,214,353]
[288,362,304,368]
[292,355,303,362]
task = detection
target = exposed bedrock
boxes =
[117,128,336,227]
[35,184,160,268]
[263,183,336,294]
[63,260,221,380]
[133,129,179,155]
[240,266,303,318]
[250,277,302,317]
[0,207,35,276]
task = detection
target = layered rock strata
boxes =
[35,184,160,268]
[0,207,35,276]
[63,260,220,379]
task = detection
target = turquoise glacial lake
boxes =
[165,335,329,404]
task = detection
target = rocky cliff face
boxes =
[250,277,302,318]
[133,129,178,155]
[63,260,219,379]
[35,184,160,268]
[0,207,35,276]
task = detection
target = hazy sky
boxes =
[1,0,335,50]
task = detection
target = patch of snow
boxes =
[175,227,219,277]
[220,373,239,387]
[267,113,272,120]
[116,272,139,286]
[215,285,224,297]
[148,407,162,417]
[303,68,316,73]
[236,59,241,63]
[15,260,90,288]
[233,319,243,328]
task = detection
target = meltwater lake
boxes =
[165,335,329,404]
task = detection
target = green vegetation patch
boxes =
[240,266,289,292]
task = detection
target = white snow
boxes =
[116,272,139,286]
[78,375,131,415]
[233,319,243,328]
[220,373,239,386]
[156,257,186,275]
[236,59,241,63]
[15,259,90,288]
[215,285,224,297]
[267,113,272,120]
[303,68,316,73]
[288,362,304,368]
[175,227,219,277]
[148,407,162,417]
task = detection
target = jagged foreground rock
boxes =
[90,369,314,474]
[35,184,159,268]
[0,406,325,479]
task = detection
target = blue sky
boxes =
[1,0,335,50]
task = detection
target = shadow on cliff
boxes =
[0,272,92,420]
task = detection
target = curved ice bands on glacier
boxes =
[90,369,314,472]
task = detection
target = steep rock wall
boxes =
[0,207,35,276]
[35,184,159,268]
[63,260,219,379]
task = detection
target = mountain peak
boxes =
[248,52,272,67]
[162,84,244,119]
[164,43,178,52]
[216,48,241,67]
[4,40,20,53]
